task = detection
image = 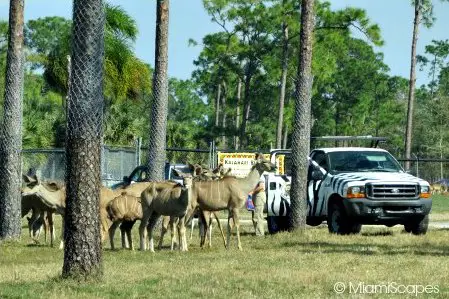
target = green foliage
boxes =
[19,4,151,147]
[167,79,211,149]
[4,0,448,158]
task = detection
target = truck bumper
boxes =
[342,198,432,225]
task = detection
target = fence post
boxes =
[135,137,142,167]
[412,153,419,177]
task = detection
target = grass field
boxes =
[1,194,448,299]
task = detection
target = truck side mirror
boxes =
[311,170,324,181]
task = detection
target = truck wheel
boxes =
[327,202,360,235]
[405,215,429,235]
[306,217,322,227]
[267,216,280,234]
[350,223,362,234]
[403,224,412,233]
[267,216,289,234]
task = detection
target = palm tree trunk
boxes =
[405,1,421,171]
[235,78,242,150]
[288,0,315,231]
[62,0,105,279]
[0,0,24,240]
[147,0,169,181]
[276,0,289,149]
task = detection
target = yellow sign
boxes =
[217,152,285,177]
[277,154,285,175]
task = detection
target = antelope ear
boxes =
[23,174,32,183]
[194,164,203,176]
[45,181,61,192]
[173,169,187,178]
[212,164,222,174]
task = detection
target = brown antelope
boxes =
[186,153,276,250]
[21,175,152,249]
[106,192,143,250]
[139,172,193,252]
[21,175,65,248]
[430,183,446,194]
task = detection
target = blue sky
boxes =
[0,0,447,86]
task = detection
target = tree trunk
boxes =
[283,123,288,149]
[0,0,24,240]
[404,1,421,171]
[221,81,227,148]
[240,64,253,148]
[147,0,169,181]
[234,78,242,150]
[62,0,105,279]
[215,82,221,127]
[276,0,289,149]
[288,0,315,231]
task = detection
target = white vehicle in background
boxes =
[265,137,433,235]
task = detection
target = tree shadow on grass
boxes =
[25,242,50,248]
[280,240,449,257]
[361,231,394,237]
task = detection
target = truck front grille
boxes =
[366,183,420,200]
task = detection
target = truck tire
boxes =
[306,217,323,227]
[404,215,429,235]
[267,216,279,234]
[267,216,289,234]
[327,202,361,235]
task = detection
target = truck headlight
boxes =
[347,186,365,199]
[420,185,431,198]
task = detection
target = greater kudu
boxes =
[187,153,276,250]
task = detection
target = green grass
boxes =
[1,219,449,299]
[429,194,449,221]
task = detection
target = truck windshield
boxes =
[328,151,403,173]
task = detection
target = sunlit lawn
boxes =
[1,213,449,299]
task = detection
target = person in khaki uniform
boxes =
[251,177,266,236]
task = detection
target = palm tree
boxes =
[147,0,170,181]
[288,0,315,230]
[0,0,25,240]
[62,0,105,279]
[41,4,144,101]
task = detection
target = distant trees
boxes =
[193,0,391,151]
[1,0,447,161]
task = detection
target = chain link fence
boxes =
[22,144,213,187]
[398,158,449,184]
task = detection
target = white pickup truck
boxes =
[266,147,432,235]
